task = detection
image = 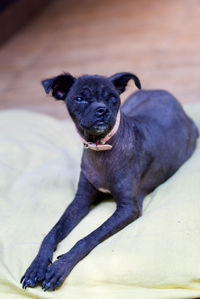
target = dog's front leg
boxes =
[21,172,98,289]
[42,193,140,291]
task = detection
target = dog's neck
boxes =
[77,110,121,151]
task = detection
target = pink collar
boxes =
[77,110,120,151]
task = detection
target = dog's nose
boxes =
[96,106,108,116]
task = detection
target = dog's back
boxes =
[122,89,199,196]
[122,89,195,131]
[122,89,198,149]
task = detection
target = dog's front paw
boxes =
[21,256,52,289]
[42,257,72,291]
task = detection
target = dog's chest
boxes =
[81,152,112,191]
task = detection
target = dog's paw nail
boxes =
[43,282,51,291]
[20,275,25,284]
[22,281,27,288]
[34,277,38,283]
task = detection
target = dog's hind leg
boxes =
[21,172,99,289]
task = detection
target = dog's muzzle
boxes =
[77,110,121,151]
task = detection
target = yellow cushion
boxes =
[0,104,200,299]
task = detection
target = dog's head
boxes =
[41,72,141,142]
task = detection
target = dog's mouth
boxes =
[92,122,109,134]
[78,120,113,143]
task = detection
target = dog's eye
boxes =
[109,96,118,105]
[75,96,87,103]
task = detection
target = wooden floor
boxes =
[0,0,200,119]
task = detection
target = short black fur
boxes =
[21,72,198,291]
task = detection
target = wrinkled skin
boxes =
[21,72,198,291]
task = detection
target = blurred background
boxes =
[0,0,199,119]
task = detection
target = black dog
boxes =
[21,72,198,291]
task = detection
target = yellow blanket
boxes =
[0,104,200,299]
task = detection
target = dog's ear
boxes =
[109,72,141,94]
[41,73,76,100]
